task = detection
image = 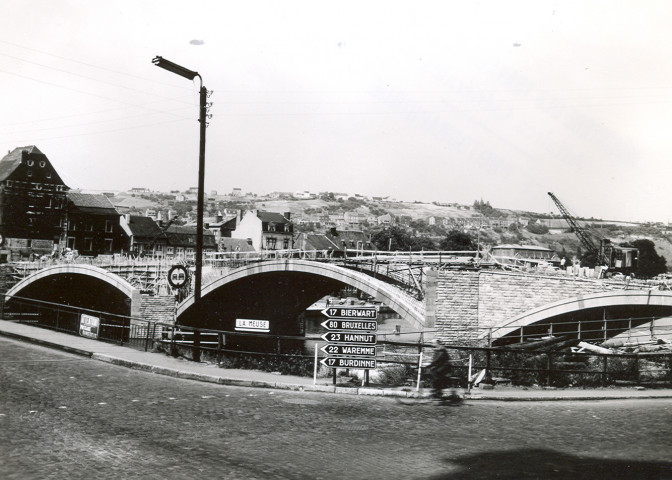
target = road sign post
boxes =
[320,304,379,378]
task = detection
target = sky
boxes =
[2,1,672,222]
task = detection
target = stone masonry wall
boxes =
[477,271,609,332]
[434,270,480,344]
[433,269,618,345]
[139,295,176,325]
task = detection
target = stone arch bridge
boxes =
[3,260,671,345]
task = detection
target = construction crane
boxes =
[547,192,637,273]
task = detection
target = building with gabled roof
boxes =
[65,192,123,256]
[0,146,69,261]
[326,229,373,252]
[231,209,294,251]
[164,225,217,259]
[122,215,167,257]
[294,232,341,255]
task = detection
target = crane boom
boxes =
[547,192,638,273]
[547,192,601,260]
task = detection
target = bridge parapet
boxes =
[433,268,661,345]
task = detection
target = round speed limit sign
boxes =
[167,265,189,289]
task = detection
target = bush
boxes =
[526,223,550,235]
[217,350,315,377]
[374,364,415,386]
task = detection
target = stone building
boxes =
[0,146,69,261]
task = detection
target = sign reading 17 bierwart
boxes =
[321,304,378,370]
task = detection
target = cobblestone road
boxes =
[1,337,671,480]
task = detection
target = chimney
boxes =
[284,211,291,220]
[125,213,131,223]
[246,238,253,246]
[216,211,223,222]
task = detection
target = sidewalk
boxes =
[2,319,672,401]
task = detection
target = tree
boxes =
[627,239,668,278]
[371,226,415,251]
[370,226,436,251]
[440,230,476,251]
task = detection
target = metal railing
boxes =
[3,293,671,388]
[1,293,163,351]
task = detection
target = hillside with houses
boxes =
[103,187,672,270]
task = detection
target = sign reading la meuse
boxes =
[321,306,378,320]
[320,319,377,332]
[235,318,270,332]
[321,332,377,345]
[320,357,376,369]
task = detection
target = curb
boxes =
[4,330,672,401]
[0,330,93,358]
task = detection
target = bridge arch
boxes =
[5,264,140,317]
[486,290,672,344]
[176,259,425,330]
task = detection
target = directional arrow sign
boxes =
[320,357,377,369]
[321,332,377,345]
[321,306,378,320]
[321,319,377,332]
[321,344,376,357]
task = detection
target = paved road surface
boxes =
[1,337,671,479]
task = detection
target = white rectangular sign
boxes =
[235,318,270,332]
[79,313,100,339]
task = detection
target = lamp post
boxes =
[152,56,210,361]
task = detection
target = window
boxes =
[266,237,277,249]
[86,223,93,232]
[84,237,93,251]
[27,170,33,177]
[166,246,174,255]
[155,244,163,252]
[104,239,113,252]
[67,237,76,249]
[39,161,46,167]
[283,238,290,249]
[105,220,113,233]
[176,247,184,255]
[268,223,276,232]
[27,160,34,166]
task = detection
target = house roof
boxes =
[301,233,340,251]
[326,229,372,249]
[0,147,29,181]
[257,211,291,224]
[0,146,68,186]
[165,225,217,248]
[67,192,118,215]
[492,244,554,252]
[128,215,163,238]
[219,238,256,252]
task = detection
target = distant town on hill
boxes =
[77,186,671,272]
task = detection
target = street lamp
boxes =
[152,55,210,361]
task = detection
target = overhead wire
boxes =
[0,94,195,128]
[0,39,192,90]
[3,117,190,144]
[2,106,195,136]
[0,52,195,104]
[0,69,195,119]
